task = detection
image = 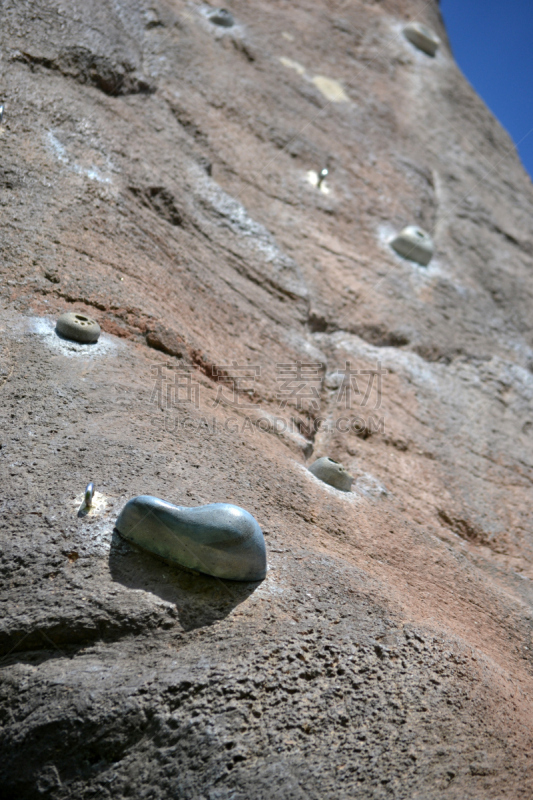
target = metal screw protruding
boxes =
[84,482,95,508]
[0,105,4,125]
[317,168,328,189]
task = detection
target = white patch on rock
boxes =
[311,75,349,103]
[45,131,114,184]
[244,407,312,455]
[73,490,110,518]
[31,317,118,358]
[279,57,350,104]
[192,167,308,299]
[283,330,327,363]
[306,170,330,194]
[295,462,364,502]
[325,330,443,388]
[71,491,116,556]
[354,473,388,498]
[376,223,472,300]
[279,56,306,76]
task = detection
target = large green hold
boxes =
[115,496,267,582]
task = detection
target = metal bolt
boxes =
[84,482,95,508]
[0,105,4,125]
[317,168,328,189]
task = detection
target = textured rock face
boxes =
[1,1,533,798]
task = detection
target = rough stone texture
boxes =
[1,1,533,798]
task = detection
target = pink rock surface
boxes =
[1,1,533,797]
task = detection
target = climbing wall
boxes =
[1,1,533,798]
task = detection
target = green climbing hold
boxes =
[116,496,267,582]
[208,8,234,28]
[390,226,434,267]
[308,457,354,492]
[403,22,440,57]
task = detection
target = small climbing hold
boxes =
[55,312,101,343]
[311,75,349,103]
[389,226,434,267]
[115,496,267,581]
[280,56,306,76]
[208,8,234,28]
[84,482,95,508]
[317,168,328,189]
[308,457,354,492]
[403,22,440,57]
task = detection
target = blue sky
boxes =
[441,0,533,180]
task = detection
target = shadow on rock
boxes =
[108,530,261,631]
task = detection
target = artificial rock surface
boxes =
[1,1,533,798]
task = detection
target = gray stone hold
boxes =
[208,8,234,28]
[55,312,101,343]
[403,22,440,57]
[115,496,267,582]
[390,226,434,267]
[308,457,354,492]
